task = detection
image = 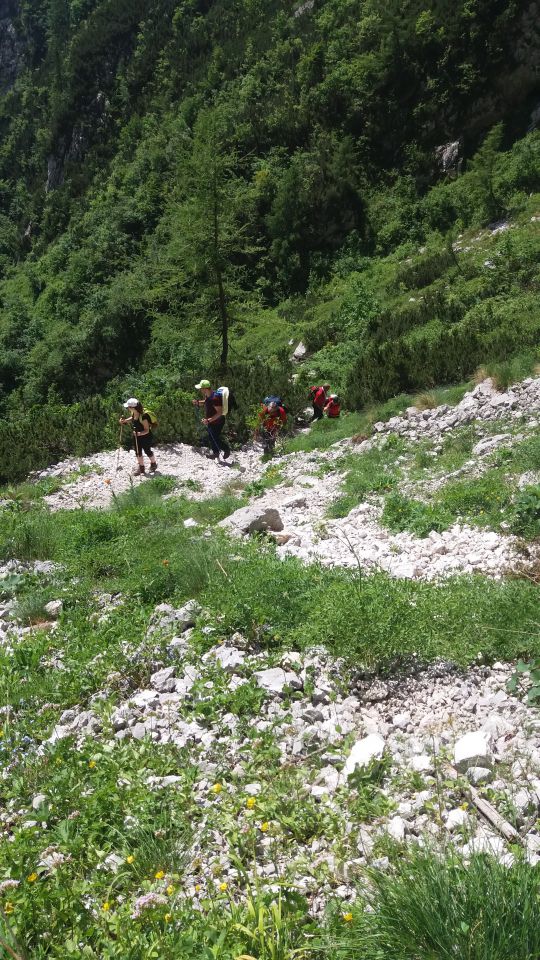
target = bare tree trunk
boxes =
[217,270,228,369]
[212,178,228,370]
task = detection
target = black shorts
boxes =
[133,433,154,455]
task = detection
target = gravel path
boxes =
[35,377,540,581]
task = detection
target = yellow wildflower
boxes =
[164,913,172,922]
[27,873,38,883]
[194,884,201,893]
[260,821,269,833]
[166,885,174,896]
[246,797,256,809]
[4,902,13,915]
[126,855,135,864]
[154,870,165,880]
[88,760,96,769]
[343,912,353,923]
[211,783,223,794]
[102,902,111,912]
[219,882,228,892]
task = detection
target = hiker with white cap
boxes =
[192,379,231,460]
[119,399,158,476]
[324,393,341,418]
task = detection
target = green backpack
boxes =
[143,409,158,429]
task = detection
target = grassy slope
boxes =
[2,393,540,956]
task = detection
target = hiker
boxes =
[310,383,330,421]
[324,393,341,418]
[119,399,158,476]
[257,396,287,454]
[192,379,231,460]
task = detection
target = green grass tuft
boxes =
[326,848,540,960]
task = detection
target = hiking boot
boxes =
[149,462,158,473]
[132,465,145,476]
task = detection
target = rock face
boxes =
[0,1,24,94]
[435,140,461,173]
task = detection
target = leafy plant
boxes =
[507,658,540,704]
[506,486,540,539]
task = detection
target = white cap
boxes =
[123,397,139,408]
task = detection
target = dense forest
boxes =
[0,0,538,466]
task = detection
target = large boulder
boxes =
[220,505,284,535]
[292,341,307,361]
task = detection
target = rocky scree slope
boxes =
[5,596,539,917]
[36,375,540,581]
[2,375,540,932]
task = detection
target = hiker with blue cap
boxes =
[192,379,231,460]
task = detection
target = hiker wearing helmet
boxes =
[193,379,231,460]
[119,399,158,476]
[324,394,341,418]
[310,384,330,421]
[257,396,287,454]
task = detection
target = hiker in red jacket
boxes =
[310,383,330,421]
[257,397,287,454]
[324,394,341,418]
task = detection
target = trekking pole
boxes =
[206,420,220,458]
[115,423,123,474]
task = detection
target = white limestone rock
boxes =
[454,732,493,771]
[44,600,63,618]
[343,735,385,778]
[150,667,176,693]
[254,667,303,695]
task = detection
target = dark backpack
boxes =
[264,396,288,414]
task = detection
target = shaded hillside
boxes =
[0,0,538,417]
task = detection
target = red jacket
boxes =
[311,386,326,409]
[259,405,287,434]
[324,398,341,418]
